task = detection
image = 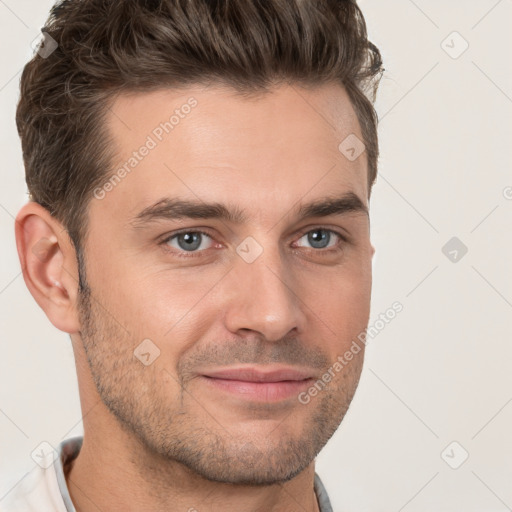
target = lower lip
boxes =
[201,376,313,402]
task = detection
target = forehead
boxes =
[97,83,368,223]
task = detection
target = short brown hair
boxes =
[17,0,383,256]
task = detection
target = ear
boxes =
[14,202,81,333]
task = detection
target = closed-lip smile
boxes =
[199,365,317,402]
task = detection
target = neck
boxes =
[66,429,321,512]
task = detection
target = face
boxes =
[76,82,373,485]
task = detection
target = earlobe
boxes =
[14,202,81,334]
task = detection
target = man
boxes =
[4,0,383,510]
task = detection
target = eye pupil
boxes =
[178,232,202,251]
[308,229,330,249]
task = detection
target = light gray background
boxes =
[1,1,511,510]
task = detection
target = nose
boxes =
[222,243,307,342]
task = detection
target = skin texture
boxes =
[15,82,375,512]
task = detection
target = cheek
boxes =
[308,248,372,298]
[100,266,224,356]
[303,258,372,346]
[312,283,370,336]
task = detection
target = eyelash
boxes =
[159,227,348,259]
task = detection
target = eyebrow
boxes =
[129,191,368,228]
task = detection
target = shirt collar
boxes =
[55,436,81,512]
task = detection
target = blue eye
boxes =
[296,228,341,250]
[163,231,214,253]
[160,227,346,258]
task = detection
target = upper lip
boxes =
[201,366,316,383]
